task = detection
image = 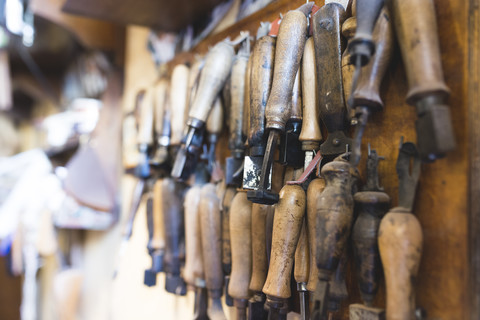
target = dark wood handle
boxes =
[189,42,235,124]
[378,208,423,320]
[294,217,309,284]
[228,191,253,300]
[341,16,356,106]
[299,37,322,149]
[229,52,249,152]
[200,183,224,297]
[390,0,449,103]
[290,68,302,120]
[306,178,325,292]
[154,79,168,136]
[183,185,204,286]
[222,186,237,274]
[249,203,273,292]
[169,64,190,145]
[263,184,306,299]
[352,191,390,305]
[137,87,154,145]
[353,7,393,111]
[312,3,348,133]
[206,96,224,135]
[248,36,275,152]
[265,10,308,131]
[315,160,354,280]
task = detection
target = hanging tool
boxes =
[171,40,236,181]
[312,0,352,159]
[378,139,423,320]
[349,146,390,318]
[327,250,348,316]
[150,79,171,169]
[349,7,393,167]
[169,64,190,149]
[229,191,253,320]
[200,183,227,320]
[247,2,313,205]
[306,178,324,295]
[226,37,251,186]
[184,165,210,320]
[248,203,272,320]
[294,218,310,320]
[242,25,275,191]
[221,186,236,306]
[206,97,224,175]
[391,0,455,161]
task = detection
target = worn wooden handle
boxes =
[228,191,253,300]
[206,96,224,135]
[352,191,391,305]
[353,7,393,111]
[249,203,272,292]
[294,217,309,284]
[189,42,235,124]
[137,87,154,145]
[299,37,322,150]
[170,64,190,145]
[183,185,204,286]
[315,160,354,280]
[290,68,302,120]
[312,3,348,133]
[154,79,168,136]
[248,36,275,153]
[229,52,249,151]
[378,208,423,320]
[151,179,166,251]
[187,58,204,114]
[265,10,308,131]
[329,250,348,311]
[263,184,306,299]
[341,16,357,105]
[243,56,252,141]
[222,186,237,274]
[306,178,325,292]
[199,183,224,297]
[390,0,449,103]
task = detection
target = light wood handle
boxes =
[229,52,249,151]
[378,208,423,320]
[206,96,224,135]
[341,17,357,104]
[151,179,165,250]
[154,79,168,135]
[187,58,204,115]
[312,3,348,133]
[294,217,309,284]
[200,183,224,297]
[390,0,449,103]
[263,185,306,299]
[248,36,275,152]
[189,42,235,123]
[183,185,204,286]
[299,37,322,149]
[306,178,325,292]
[265,10,308,131]
[290,68,302,120]
[0,50,12,110]
[222,186,237,274]
[353,7,393,111]
[137,87,154,145]
[315,161,354,280]
[170,64,190,145]
[228,191,253,300]
[249,203,272,292]
[243,55,253,140]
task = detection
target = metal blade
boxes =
[396,140,421,211]
[243,156,271,190]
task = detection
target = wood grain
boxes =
[294,217,309,284]
[183,185,204,286]
[169,64,189,145]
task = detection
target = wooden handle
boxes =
[206,96,224,135]
[329,249,348,311]
[199,183,224,297]
[170,64,190,145]
[341,17,357,105]
[183,185,204,286]
[248,36,275,152]
[312,3,348,133]
[249,203,272,292]
[137,87,154,145]
[0,50,12,110]
[378,208,423,320]
[353,7,393,111]
[263,184,306,299]
[306,178,325,292]
[222,186,237,274]
[265,10,308,131]
[299,37,322,150]
[161,178,185,277]
[151,179,165,250]
[228,191,253,300]
[187,57,204,114]
[315,160,354,280]
[243,55,253,140]
[390,0,449,103]
[352,191,390,305]
[229,52,249,152]
[189,42,235,124]
[290,68,302,120]
[154,79,168,136]
[294,217,309,284]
